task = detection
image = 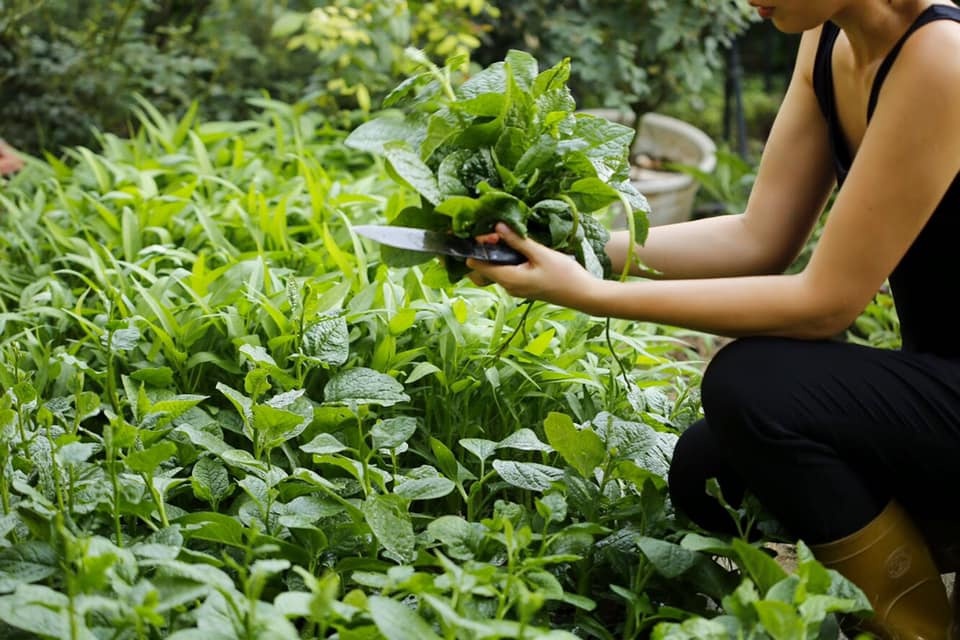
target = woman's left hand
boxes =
[465,223,596,307]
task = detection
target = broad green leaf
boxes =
[0,543,57,593]
[394,477,455,501]
[543,412,605,478]
[383,142,442,205]
[388,308,417,336]
[679,533,735,555]
[240,344,276,367]
[125,441,177,474]
[492,460,563,491]
[103,326,141,352]
[324,368,410,407]
[216,383,253,421]
[176,424,230,456]
[0,585,74,639]
[426,516,483,561]
[301,433,350,455]
[566,177,621,213]
[505,49,539,90]
[302,312,349,366]
[362,495,415,564]
[344,116,424,156]
[754,601,805,639]
[270,11,305,38]
[56,442,99,466]
[371,417,417,450]
[175,512,247,547]
[636,537,700,579]
[253,404,308,448]
[368,596,442,640]
[278,495,342,529]
[732,538,789,596]
[459,438,497,463]
[497,428,553,453]
[190,457,232,507]
[131,366,174,387]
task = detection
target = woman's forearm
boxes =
[606,213,798,281]
[565,271,853,340]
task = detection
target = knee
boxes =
[668,422,713,504]
[668,420,743,535]
[700,337,793,444]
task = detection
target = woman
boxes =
[0,139,25,176]
[468,1,960,637]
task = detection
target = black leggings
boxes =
[667,336,960,544]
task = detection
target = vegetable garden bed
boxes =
[0,62,875,639]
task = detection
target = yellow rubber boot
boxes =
[811,501,952,640]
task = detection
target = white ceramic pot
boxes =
[579,109,717,227]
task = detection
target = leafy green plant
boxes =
[652,539,872,639]
[345,48,649,281]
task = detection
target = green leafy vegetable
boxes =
[346,48,649,281]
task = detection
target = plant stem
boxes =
[141,472,169,528]
[106,423,123,546]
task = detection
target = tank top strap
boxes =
[812,22,842,124]
[868,5,960,120]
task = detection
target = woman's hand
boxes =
[465,223,596,307]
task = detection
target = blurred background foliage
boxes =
[0,0,798,162]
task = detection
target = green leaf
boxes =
[253,404,308,448]
[344,116,424,156]
[754,601,805,639]
[732,538,789,596]
[429,437,459,481]
[426,516,482,561]
[324,368,410,407]
[497,428,553,453]
[125,441,177,474]
[175,512,247,548]
[362,495,416,564]
[131,366,174,387]
[393,477,455,501]
[368,596,442,640]
[383,142,442,205]
[492,460,563,491]
[0,543,58,593]
[301,433,350,455]
[302,312,349,366]
[270,11,305,39]
[636,537,700,579]
[104,326,141,352]
[543,412,605,478]
[190,457,232,507]
[0,585,72,639]
[505,49,539,91]
[371,417,417,450]
[459,438,498,463]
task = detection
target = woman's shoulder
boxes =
[884,16,960,95]
[791,26,826,83]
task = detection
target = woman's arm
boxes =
[469,24,960,340]
[606,30,836,280]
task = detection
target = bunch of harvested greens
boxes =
[345,48,649,281]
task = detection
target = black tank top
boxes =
[812,5,960,355]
